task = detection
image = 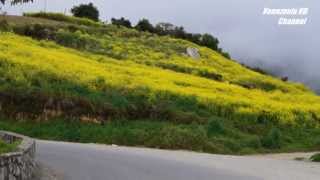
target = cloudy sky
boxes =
[2,0,319,91]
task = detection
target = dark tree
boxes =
[111,17,132,28]
[71,3,99,22]
[189,33,202,44]
[154,22,174,35]
[132,19,230,59]
[172,26,186,39]
[135,19,154,33]
[1,0,33,5]
[221,51,231,59]
[200,34,219,51]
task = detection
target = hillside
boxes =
[0,13,319,154]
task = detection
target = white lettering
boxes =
[278,18,308,25]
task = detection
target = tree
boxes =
[172,26,186,39]
[154,22,174,35]
[71,3,99,22]
[135,19,154,33]
[1,0,33,5]
[1,0,33,13]
[200,33,219,51]
[189,33,202,44]
[111,17,132,28]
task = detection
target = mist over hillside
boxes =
[3,0,319,92]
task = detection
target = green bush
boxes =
[55,29,101,50]
[0,139,18,154]
[310,153,320,162]
[0,19,11,32]
[11,23,58,40]
[207,117,225,137]
[261,127,282,149]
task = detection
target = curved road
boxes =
[36,140,319,180]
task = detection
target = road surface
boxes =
[36,140,319,180]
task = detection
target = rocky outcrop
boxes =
[0,131,36,180]
[186,47,200,59]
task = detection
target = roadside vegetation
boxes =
[0,12,319,154]
[1,118,320,154]
[310,153,320,162]
[0,139,19,154]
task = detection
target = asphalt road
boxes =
[36,140,319,180]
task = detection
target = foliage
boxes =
[71,3,99,22]
[0,19,11,31]
[0,31,319,126]
[111,17,132,28]
[207,117,225,137]
[135,19,228,57]
[0,15,320,154]
[135,18,154,33]
[0,139,19,154]
[22,12,229,58]
[21,23,55,39]
[310,153,320,162]
[200,33,219,51]
[261,128,282,149]
[24,12,102,27]
[1,118,320,154]
[0,0,33,5]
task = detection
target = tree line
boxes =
[0,0,33,5]
[1,1,230,59]
[68,2,231,59]
[111,17,230,59]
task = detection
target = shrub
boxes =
[314,138,320,148]
[0,19,11,32]
[0,139,18,154]
[198,69,223,81]
[310,153,320,162]
[135,19,154,33]
[243,136,262,149]
[111,17,132,28]
[261,128,282,149]
[221,51,231,59]
[12,23,58,40]
[55,29,101,50]
[24,24,55,40]
[207,117,225,137]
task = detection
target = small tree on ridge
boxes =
[71,2,99,22]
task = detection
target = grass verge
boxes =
[0,139,19,154]
[1,118,320,155]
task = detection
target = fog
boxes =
[2,0,319,92]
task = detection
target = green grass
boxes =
[0,139,19,154]
[23,12,103,27]
[0,118,319,154]
[0,13,319,154]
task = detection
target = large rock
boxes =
[186,47,200,59]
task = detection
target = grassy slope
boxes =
[0,14,320,154]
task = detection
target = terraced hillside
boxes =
[0,13,319,154]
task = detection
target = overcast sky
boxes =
[2,0,319,91]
